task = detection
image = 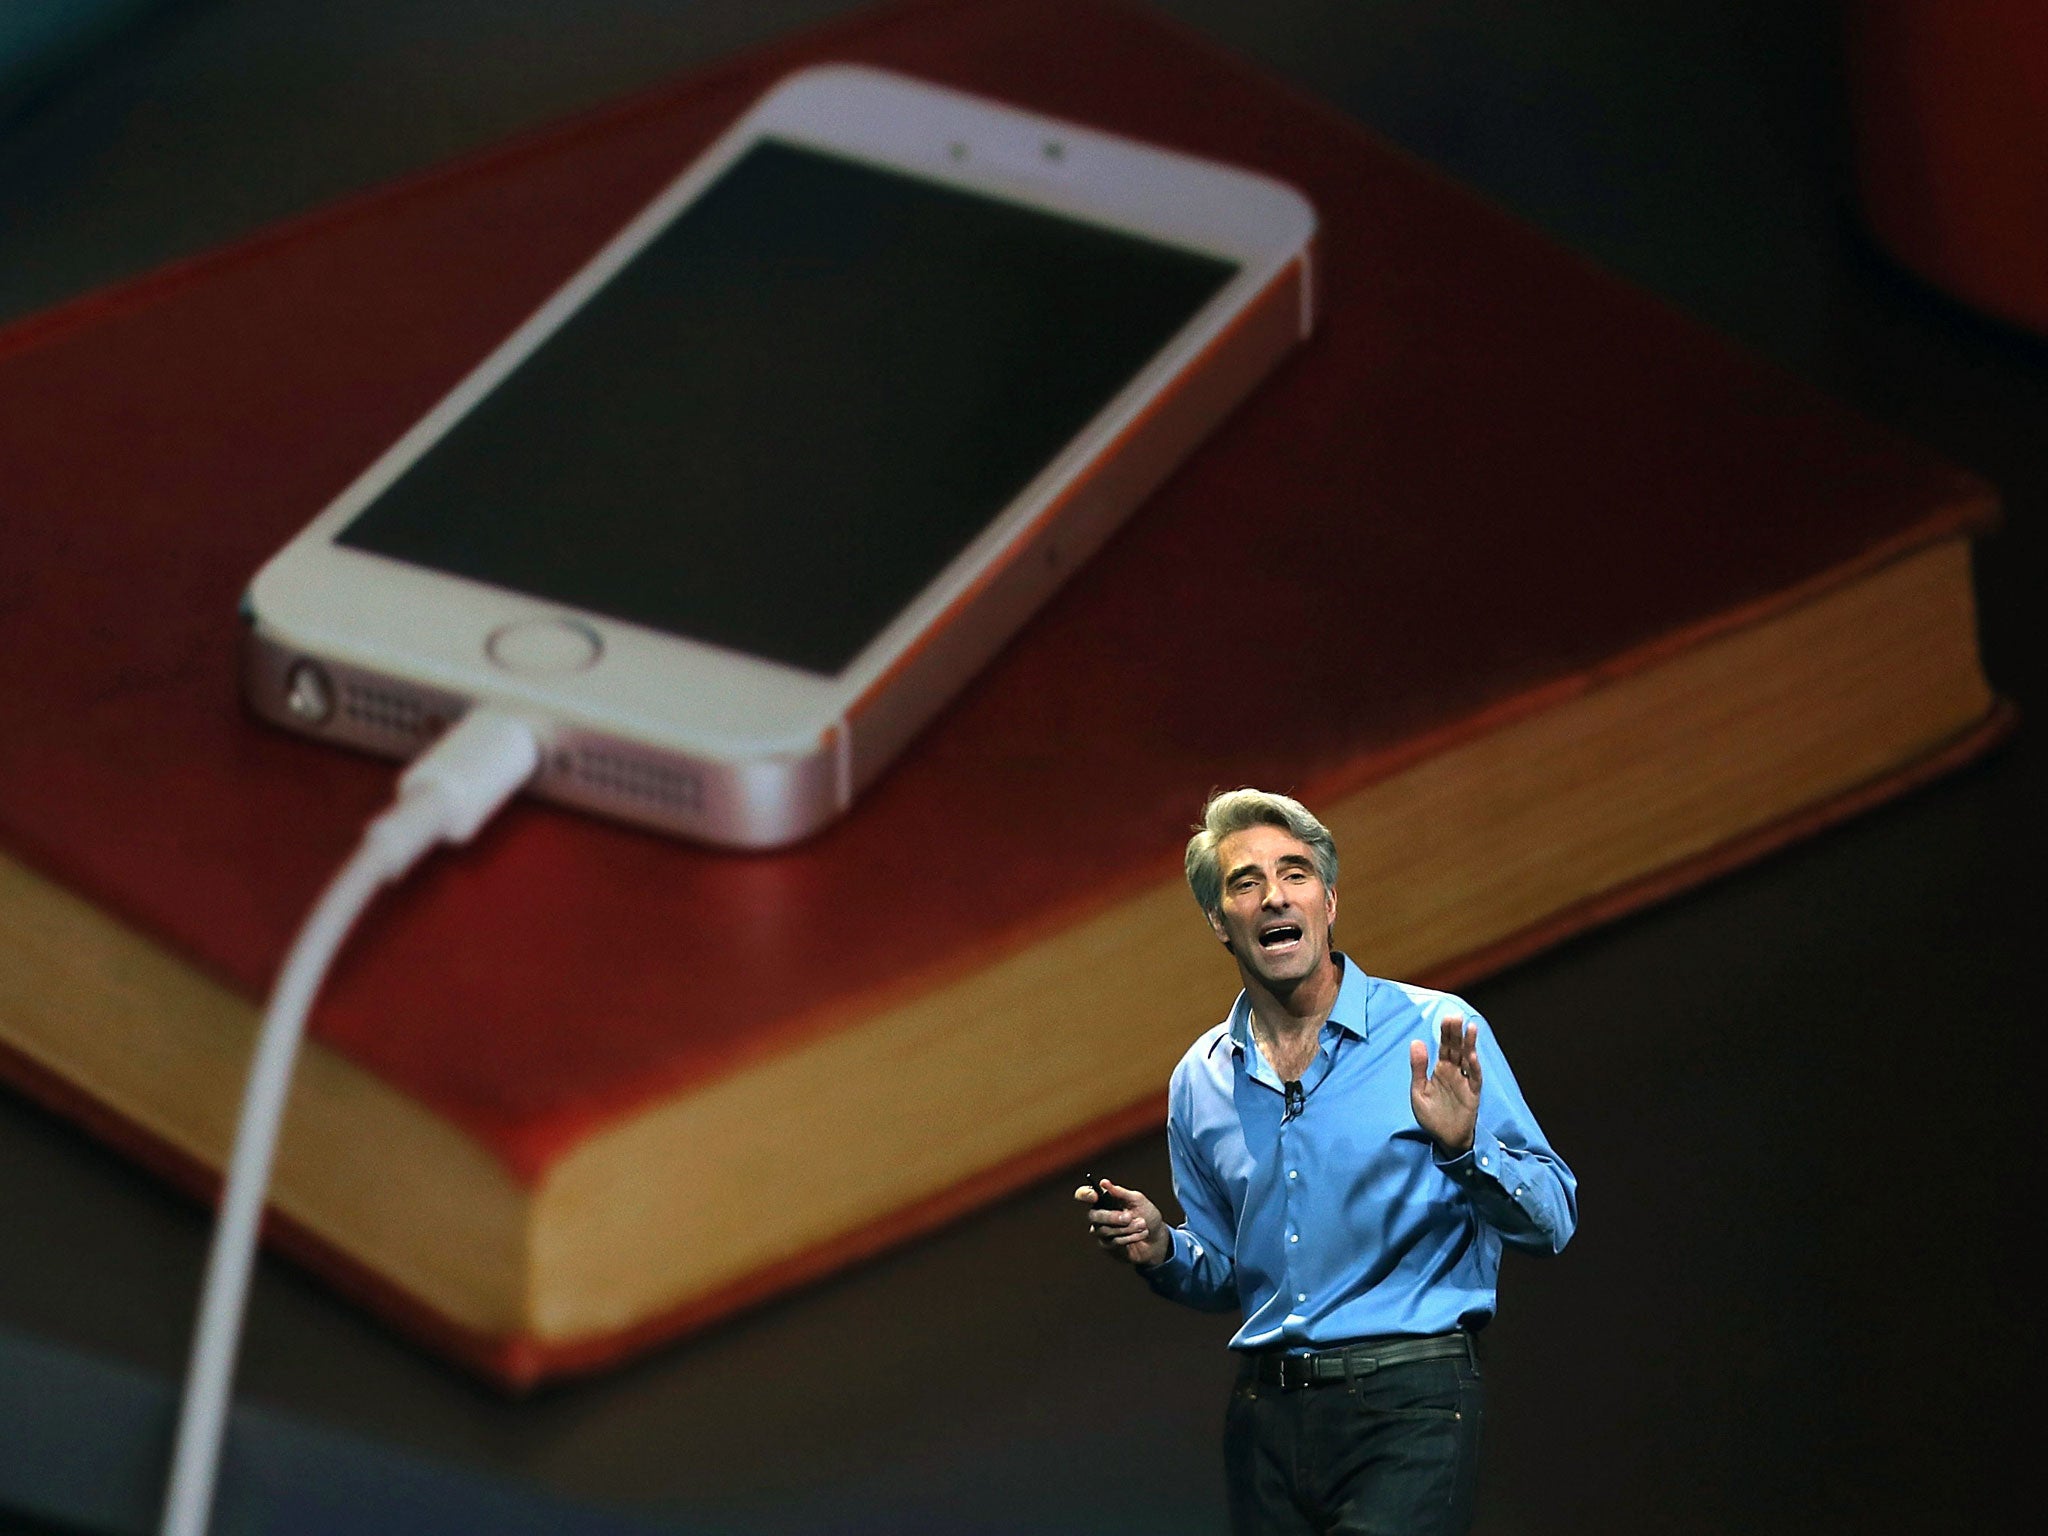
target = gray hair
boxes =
[1184,788,1338,916]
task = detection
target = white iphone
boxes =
[242,64,1317,847]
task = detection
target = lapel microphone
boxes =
[1283,1079,1306,1122]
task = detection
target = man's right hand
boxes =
[1075,1178,1171,1268]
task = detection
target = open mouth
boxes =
[1258,924,1303,950]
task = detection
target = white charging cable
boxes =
[158,706,541,1536]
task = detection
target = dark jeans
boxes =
[1222,1340,1484,1536]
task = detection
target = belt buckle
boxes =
[1281,1355,1313,1390]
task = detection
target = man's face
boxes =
[1207,823,1337,989]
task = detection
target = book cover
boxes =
[0,0,2007,1384]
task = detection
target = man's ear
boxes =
[1326,887,1337,932]
[1206,908,1233,951]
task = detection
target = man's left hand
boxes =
[1409,1015,1480,1157]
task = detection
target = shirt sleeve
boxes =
[1430,1008,1578,1255]
[1139,1065,1241,1312]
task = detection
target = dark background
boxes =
[2,2,2036,1532]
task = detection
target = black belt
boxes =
[1249,1332,1472,1389]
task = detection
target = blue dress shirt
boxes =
[1142,956,1576,1350]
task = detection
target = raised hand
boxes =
[1409,1015,1481,1156]
[1075,1178,1171,1267]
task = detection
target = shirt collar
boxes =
[1223,953,1374,1056]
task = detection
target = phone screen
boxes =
[335,139,1238,677]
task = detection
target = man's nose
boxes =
[1260,878,1286,907]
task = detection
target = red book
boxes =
[0,0,2007,1386]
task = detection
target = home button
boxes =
[486,618,603,675]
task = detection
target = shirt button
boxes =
[1296,1293,1307,1303]
[1288,1170,1298,1180]
[1479,1155,1490,1167]
[1289,1233,1299,1243]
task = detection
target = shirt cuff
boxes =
[1138,1226,1191,1280]
[1434,1126,1503,1183]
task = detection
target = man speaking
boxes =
[1080,788,1576,1535]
